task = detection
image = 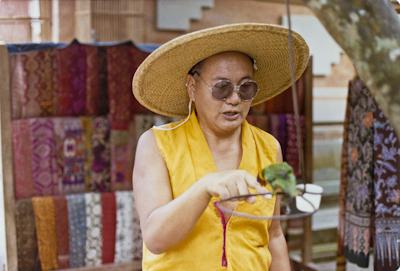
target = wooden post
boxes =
[0,44,17,271]
[301,58,314,264]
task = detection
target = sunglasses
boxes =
[192,72,259,101]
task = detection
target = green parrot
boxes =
[261,162,297,197]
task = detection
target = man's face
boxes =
[189,51,255,134]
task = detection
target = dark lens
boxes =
[239,81,258,100]
[212,81,233,100]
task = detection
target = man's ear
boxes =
[186,74,196,102]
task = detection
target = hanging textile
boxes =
[54,118,86,194]
[9,48,56,119]
[53,196,70,269]
[285,114,305,177]
[343,79,376,268]
[268,114,288,161]
[67,194,87,268]
[12,120,35,199]
[110,120,136,191]
[264,74,305,114]
[373,109,400,270]
[53,40,87,116]
[15,199,39,271]
[83,44,109,116]
[90,117,111,192]
[106,42,149,129]
[85,193,103,266]
[32,197,59,271]
[115,191,142,263]
[101,192,116,264]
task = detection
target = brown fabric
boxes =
[53,196,70,268]
[16,199,40,271]
[32,197,59,271]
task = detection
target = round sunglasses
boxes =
[192,72,259,101]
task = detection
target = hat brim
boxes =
[132,23,309,117]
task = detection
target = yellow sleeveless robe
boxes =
[143,112,278,270]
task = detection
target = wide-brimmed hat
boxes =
[132,23,309,117]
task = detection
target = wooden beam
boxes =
[256,0,306,5]
[0,44,17,271]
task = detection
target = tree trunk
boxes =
[302,0,400,135]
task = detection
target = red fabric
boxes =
[54,40,87,116]
[12,120,35,199]
[106,43,149,129]
[53,196,70,268]
[83,45,109,116]
[101,192,116,263]
[264,71,306,115]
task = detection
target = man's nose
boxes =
[225,88,241,105]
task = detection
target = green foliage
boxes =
[261,162,297,197]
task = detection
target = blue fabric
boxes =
[6,40,156,53]
[6,42,65,53]
[67,194,87,268]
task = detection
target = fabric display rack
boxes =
[0,40,313,270]
[0,40,173,271]
[337,78,400,271]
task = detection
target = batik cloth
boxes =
[32,197,59,271]
[53,40,87,116]
[106,43,149,129]
[373,109,400,270]
[67,194,87,267]
[16,199,39,271]
[9,48,56,119]
[85,193,103,266]
[115,191,142,263]
[343,79,376,268]
[54,118,86,194]
[285,114,305,178]
[12,118,59,198]
[53,195,70,268]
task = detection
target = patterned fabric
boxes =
[115,191,142,263]
[110,124,135,191]
[285,114,305,177]
[268,114,287,161]
[90,117,111,191]
[106,43,149,129]
[9,49,55,119]
[54,118,86,194]
[264,75,305,115]
[15,199,39,271]
[343,80,376,268]
[32,197,59,271]
[53,196,70,268]
[67,194,87,268]
[12,120,35,199]
[373,109,400,270]
[85,193,103,266]
[30,119,59,196]
[83,45,108,116]
[53,40,87,116]
[101,192,116,264]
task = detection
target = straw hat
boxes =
[132,23,309,117]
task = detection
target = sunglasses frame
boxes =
[192,72,259,102]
